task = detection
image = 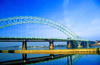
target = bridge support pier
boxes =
[22,41,27,50]
[49,40,54,50]
[67,41,72,48]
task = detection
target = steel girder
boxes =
[0,16,86,40]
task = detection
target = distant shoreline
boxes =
[91,43,100,46]
[0,45,67,49]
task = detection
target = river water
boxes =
[0,46,100,65]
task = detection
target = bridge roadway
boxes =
[0,37,91,50]
[0,37,88,42]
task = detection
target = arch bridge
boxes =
[0,16,93,49]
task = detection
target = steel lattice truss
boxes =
[0,16,86,40]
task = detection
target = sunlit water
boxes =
[0,46,100,65]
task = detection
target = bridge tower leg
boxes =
[77,41,82,48]
[83,41,85,47]
[49,40,54,50]
[22,41,27,50]
[87,41,89,47]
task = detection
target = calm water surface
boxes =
[0,46,100,65]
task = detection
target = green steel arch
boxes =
[0,16,83,40]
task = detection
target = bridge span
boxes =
[0,16,94,49]
[0,37,93,50]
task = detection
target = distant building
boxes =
[46,45,48,47]
[41,46,44,48]
[56,44,58,46]
[98,43,100,44]
[19,46,22,48]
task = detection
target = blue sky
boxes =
[0,0,100,47]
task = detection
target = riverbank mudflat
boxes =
[0,48,100,54]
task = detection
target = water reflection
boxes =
[0,46,100,65]
[0,53,84,65]
[65,55,83,65]
[0,53,100,65]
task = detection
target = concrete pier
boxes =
[67,41,77,48]
[49,41,54,49]
[67,41,72,48]
[22,41,27,50]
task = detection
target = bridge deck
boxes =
[0,37,88,42]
